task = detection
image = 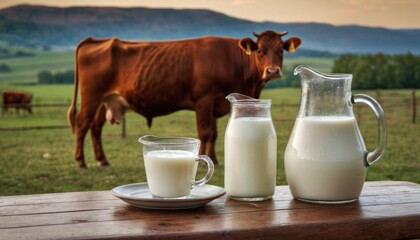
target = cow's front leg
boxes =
[90,105,109,166]
[207,116,219,164]
[195,96,218,164]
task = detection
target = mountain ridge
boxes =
[1,4,419,54]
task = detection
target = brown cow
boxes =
[67,30,301,168]
[2,90,33,114]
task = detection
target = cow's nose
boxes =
[267,68,278,74]
[264,66,283,78]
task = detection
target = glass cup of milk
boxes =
[139,135,214,198]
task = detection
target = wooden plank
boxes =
[2,203,419,240]
[0,181,418,208]
[0,191,115,206]
[2,198,420,232]
[0,181,419,240]
[1,188,419,220]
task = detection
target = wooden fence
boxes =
[1,90,419,135]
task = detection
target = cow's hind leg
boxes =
[90,105,110,166]
[75,112,90,168]
[74,101,101,168]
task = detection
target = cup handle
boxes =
[352,94,387,167]
[192,155,214,188]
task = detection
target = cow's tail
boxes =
[67,45,80,134]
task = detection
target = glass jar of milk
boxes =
[284,65,387,204]
[225,93,277,201]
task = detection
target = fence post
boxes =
[376,89,382,104]
[122,116,126,138]
[412,90,416,124]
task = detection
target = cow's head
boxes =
[238,30,301,80]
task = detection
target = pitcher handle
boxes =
[352,94,387,167]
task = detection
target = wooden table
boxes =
[1,181,419,239]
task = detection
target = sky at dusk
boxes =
[0,0,419,29]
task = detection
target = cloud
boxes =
[339,0,419,11]
[231,0,256,6]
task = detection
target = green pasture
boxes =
[0,51,74,85]
[0,87,419,196]
[0,52,419,196]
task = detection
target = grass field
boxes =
[0,51,419,196]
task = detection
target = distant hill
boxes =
[0,4,419,54]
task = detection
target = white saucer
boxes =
[111,183,226,209]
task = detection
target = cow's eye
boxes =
[257,49,263,55]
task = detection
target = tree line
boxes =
[332,53,420,89]
[38,70,74,84]
[0,63,12,73]
[0,46,35,59]
[266,52,420,89]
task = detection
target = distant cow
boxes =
[67,30,301,168]
[2,90,33,114]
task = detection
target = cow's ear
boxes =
[238,38,258,55]
[284,37,302,53]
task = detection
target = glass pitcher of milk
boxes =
[284,65,387,204]
[225,93,277,201]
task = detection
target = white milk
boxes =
[284,116,367,201]
[225,117,277,199]
[144,150,196,198]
